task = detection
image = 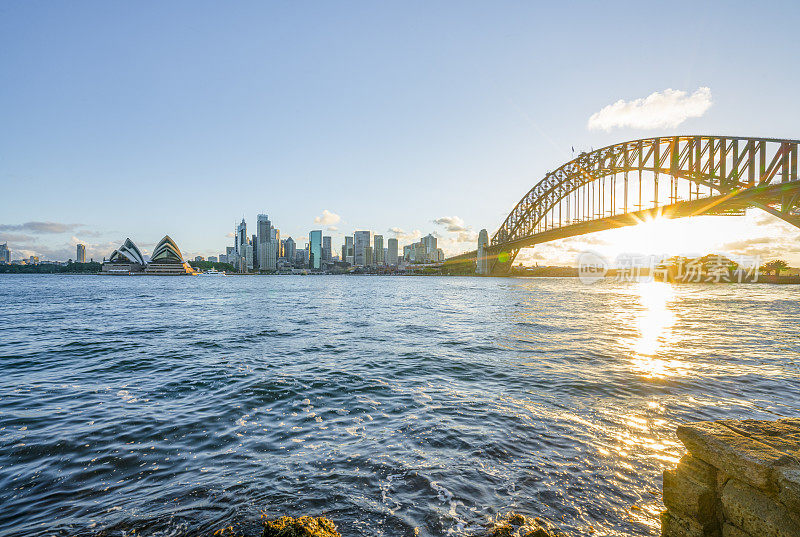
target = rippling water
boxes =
[1,274,798,537]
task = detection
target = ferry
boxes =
[199,268,226,276]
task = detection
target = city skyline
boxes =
[2,2,800,265]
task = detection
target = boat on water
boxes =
[199,268,226,276]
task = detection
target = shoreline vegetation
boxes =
[2,257,797,284]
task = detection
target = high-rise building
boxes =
[284,237,296,265]
[0,243,10,264]
[256,214,273,270]
[387,238,398,265]
[344,236,354,265]
[208,256,218,263]
[243,243,254,271]
[309,230,322,269]
[236,219,247,255]
[76,244,86,263]
[261,239,278,271]
[251,234,259,269]
[354,231,371,266]
[373,235,384,265]
[273,228,281,257]
[322,236,332,263]
[422,234,437,255]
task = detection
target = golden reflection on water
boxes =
[628,282,687,379]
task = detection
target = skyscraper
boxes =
[251,234,259,269]
[0,242,10,264]
[373,235,384,265]
[322,236,332,263]
[309,230,322,269]
[354,230,371,266]
[344,236,354,265]
[76,244,86,263]
[236,219,247,255]
[284,237,296,265]
[257,214,273,270]
[365,245,373,267]
[422,234,437,256]
[262,239,278,271]
[387,238,398,265]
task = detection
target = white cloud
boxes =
[388,227,421,242]
[587,87,712,131]
[314,210,340,226]
[326,226,338,232]
[432,216,469,232]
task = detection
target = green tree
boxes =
[762,259,788,276]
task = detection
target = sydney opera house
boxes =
[102,235,195,275]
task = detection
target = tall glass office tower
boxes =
[354,230,371,266]
[309,230,322,269]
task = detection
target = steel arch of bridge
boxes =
[482,135,800,274]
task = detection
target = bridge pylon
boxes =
[476,229,489,275]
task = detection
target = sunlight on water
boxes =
[629,282,683,379]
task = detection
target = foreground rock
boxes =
[661,418,800,537]
[481,512,566,537]
[261,516,340,537]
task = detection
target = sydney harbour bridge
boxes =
[445,135,800,275]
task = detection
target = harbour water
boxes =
[1,275,798,537]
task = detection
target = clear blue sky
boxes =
[2,1,799,262]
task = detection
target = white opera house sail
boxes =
[101,238,146,274]
[144,235,196,275]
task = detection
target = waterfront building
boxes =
[251,234,258,269]
[422,234,437,254]
[236,219,247,256]
[373,235,384,265]
[243,243,254,271]
[343,236,354,266]
[76,244,86,263]
[256,214,274,270]
[365,245,373,267]
[0,242,9,264]
[208,256,218,263]
[386,239,398,265]
[284,237,296,265]
[309,230,322,269]
[261,239,278,271]
[29,256,39,265]
[102,238,146,274]
[219,254,228,264]
[354,230,371,266]
[145,236,196,275]
[403,244,412,261]
[322,236,332,263]
[195,255,204,262]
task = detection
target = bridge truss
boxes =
[479,136,800,274]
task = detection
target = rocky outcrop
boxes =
[661,418,800,537]
[481,512,566,537]
[261,516,340,537]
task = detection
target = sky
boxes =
[2,1,800,264]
